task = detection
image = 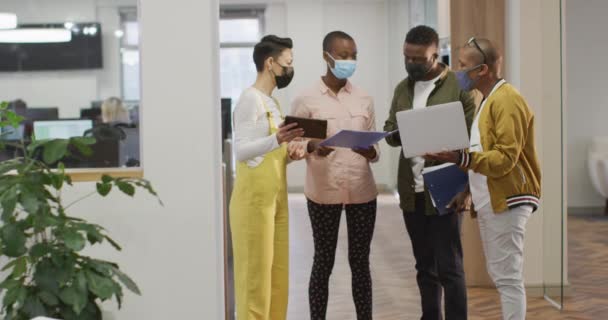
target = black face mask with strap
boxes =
[405,55,436,81]
[272,63,295,89]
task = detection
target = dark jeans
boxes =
[404,193,467,320]
[307,198,377,320]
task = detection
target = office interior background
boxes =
[0,0,606,319]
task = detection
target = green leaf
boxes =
[61,299,101,320]
[0,160,21,175]
[51,173,64,190]
[1,186,18,222]
[23,295,47,318]
[19,189,40,214]
[59,285,87,315]
[88,260,112,276]
[104,235,122,251]
[3,286,26,308]
[33,213,59,230]
[101,175,113,184]
[42,139,70,164]
[96,182,112,196]
[1,225,27,257]
[112,266,141,295]
[0,278,21,290]
[34,260,60,294]
[80,224,104,245]
[62,229,86,252]
[70,136,96,157]
[38,290,59,307]
[26,139,47,154]
[30,243,52,259]
[86,270,117,300]
[72,136,96,146]
[116,181,135,197]
[5,111,24,128]
[75,270,88,293]
[7,257,28,278]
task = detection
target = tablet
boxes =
[284,116,328,139]
[396,101,469,158]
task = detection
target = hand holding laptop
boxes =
[396,101,469,158]
[423,151,461,164]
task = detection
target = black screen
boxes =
[0,23,103,71]
[221,98,232,141]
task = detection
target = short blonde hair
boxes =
[101,97,130,123]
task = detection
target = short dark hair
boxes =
[253,35,293,72]
[323,31,354,52]
[405,25,439,47]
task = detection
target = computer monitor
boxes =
[0,124,25,141]
[25,108,59,121]
[80,108,102,123]
[33,119,93,140]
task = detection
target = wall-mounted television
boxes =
[0,22,103,72]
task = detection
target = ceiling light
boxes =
[0,13,18,30]
[0,28,72,43]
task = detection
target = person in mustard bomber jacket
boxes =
[425,37,541,320]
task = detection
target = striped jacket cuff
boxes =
[507,194,541,211]
[458,150,471,168]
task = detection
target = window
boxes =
[120,9,140,102]
[219,8,264,109]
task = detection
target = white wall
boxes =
[59,0,225,319]
[0,0,133,118]
[565,0,608,208]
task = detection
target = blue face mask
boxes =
[455,65,483,91]
[326,53,357,79]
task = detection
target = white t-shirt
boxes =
[469,79,506,209]
[233,87,283,167]
[411,74,442,193]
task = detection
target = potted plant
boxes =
[0,101,161,319]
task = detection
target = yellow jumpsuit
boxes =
[229,93,289,320]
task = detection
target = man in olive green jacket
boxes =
[384,26,475,320]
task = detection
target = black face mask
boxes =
[272,64,295,89]
[405,56,435,81]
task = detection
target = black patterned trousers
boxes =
[306,198,377,320]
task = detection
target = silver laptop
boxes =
[396,101,470,158]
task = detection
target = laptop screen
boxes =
[34,120,93,140]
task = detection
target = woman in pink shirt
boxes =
[288,31,379,320]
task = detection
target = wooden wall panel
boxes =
[450,0,506,287]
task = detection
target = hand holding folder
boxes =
[422,163,469,215]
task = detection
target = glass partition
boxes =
[0,0,141,170]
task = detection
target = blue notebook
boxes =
[422,163,469,215]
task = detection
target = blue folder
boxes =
[422,163,469,215]
[319,129,397,149]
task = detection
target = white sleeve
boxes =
[233,90,280,162]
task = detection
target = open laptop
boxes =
[33,119,93,140]
[396,101,470,158]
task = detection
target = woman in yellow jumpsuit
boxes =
[230,35,303,320]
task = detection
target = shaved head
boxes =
[458,38,502,76]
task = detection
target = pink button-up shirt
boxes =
[288,79,379,205]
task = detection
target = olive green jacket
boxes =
[384,65,476,214]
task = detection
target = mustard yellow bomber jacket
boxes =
[458,82,542,213]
